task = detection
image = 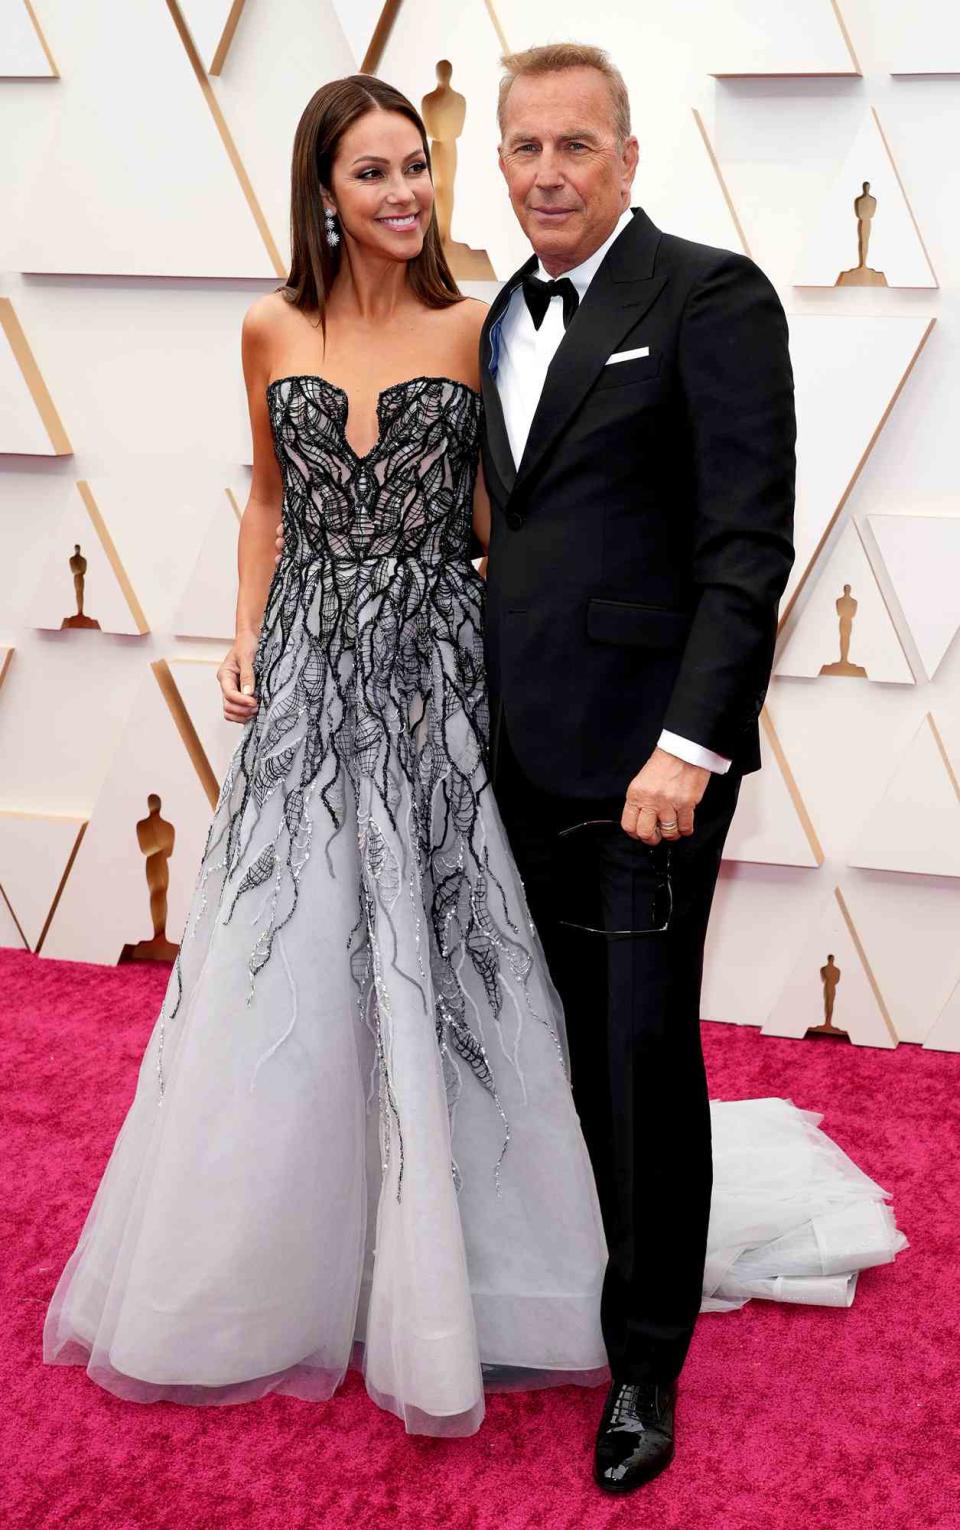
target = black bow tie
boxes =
[522,273,580,331]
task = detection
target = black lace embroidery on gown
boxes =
[159,374,559,1193]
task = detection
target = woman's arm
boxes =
[217,298,284,723]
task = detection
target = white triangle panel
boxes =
[924,977,960,1052]
[848,715,960,878]
[329,0,391,69]
[864,515,960,681]
[173,490,242,641]
[850,872,960,1044]
[177,0,244,73]
[198,0,354,275]
[41,666,221,964]
[723,711,823,867]
[702,863,823,1028]
[169,657,246,786]
[0,340,52,453]
[0,300,70,455]
[783,315,934,622]
[16,1,272,276]
[0,886,25,948]
[885,3,960,74]
[0,811,86,951]
[0,0,55,75]
[710,0,859,76]
[777,521,914,683]
[795,110,936,288]
[25,486,146,637]
[764,887,897,1048]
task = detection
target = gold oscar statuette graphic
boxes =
[805,954,851,1041]
[836,181,888,288]
[119,794,179,963]
[421,61,495,280]
[820,583,868,677]
[61,543,101,630]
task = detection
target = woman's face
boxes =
[325,108,435,262]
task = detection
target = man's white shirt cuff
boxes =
[657,730,732,775]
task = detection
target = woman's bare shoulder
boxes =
[242,289,293,346]
[451,295,489,335]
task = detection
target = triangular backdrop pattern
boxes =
[795,109,937,288]
[764,886,898,1048]
[924,976,960,1052]
[25,482,149,637]
[864,514,960,680]
[722,709,824,867]
[848,714,960,879]
[0,811,87,952]
[710,0,859,75]
[886,3,960,74]
[777,520,914,683]
[173,489,244,641]
[782,314,934,623]
[193,0,354,279]
[16,0,273,276]
[177,0,248,74]
[329,0,398,69]
[42,661,222,964]
[0,299,71,455]
[0,0,57,76]
[171,657,246,785]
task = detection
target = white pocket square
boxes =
[605,346,650,365]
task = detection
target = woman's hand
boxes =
[274,520,285,561]
[217,633,260,723]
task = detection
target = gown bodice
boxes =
[265,373,481,573]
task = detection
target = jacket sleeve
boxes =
[661,252,796,758]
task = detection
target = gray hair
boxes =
[497,42,632,144]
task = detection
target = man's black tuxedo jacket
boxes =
[479,207,797,799]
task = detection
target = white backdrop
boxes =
[1,0,958,1050]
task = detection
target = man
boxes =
[481,43,796,1493]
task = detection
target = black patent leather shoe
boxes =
[593,1378,677,1494]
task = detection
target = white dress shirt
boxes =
[495,208,731,776]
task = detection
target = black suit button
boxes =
[506,510,524,530]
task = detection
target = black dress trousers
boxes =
[494,722,742,1386]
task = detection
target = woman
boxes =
[43,75,905,1438]
[43,75,609,1438]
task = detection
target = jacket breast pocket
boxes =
[586,596,692,652]
[592,351,663,393]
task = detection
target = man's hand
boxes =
[274,520,285,562]
[621,748,711,844]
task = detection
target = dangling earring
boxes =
[324,207,340,247]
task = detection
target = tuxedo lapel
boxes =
[479,256,535,500]
[513,209,667,502]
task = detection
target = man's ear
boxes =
[497,147,509,186]
[622,134,640,190]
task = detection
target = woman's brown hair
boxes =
[279,74,462,331]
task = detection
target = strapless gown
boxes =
[42,375,906,1436]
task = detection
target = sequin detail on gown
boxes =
[168,375,554,1190]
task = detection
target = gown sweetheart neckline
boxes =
[265,373,481,465]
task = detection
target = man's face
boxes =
[498,67,638,276]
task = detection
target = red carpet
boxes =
[2,944,957,1529]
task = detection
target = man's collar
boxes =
[534,206,635,297]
